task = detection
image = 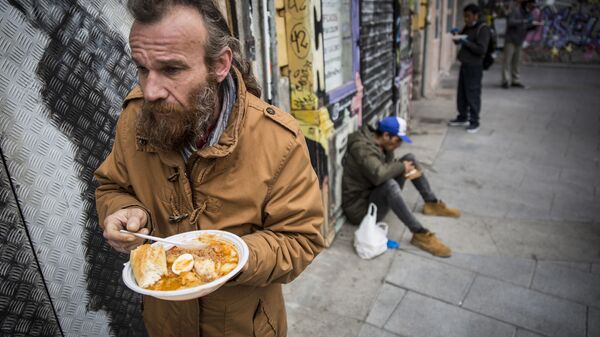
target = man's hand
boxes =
[102,207,149,253]
[402,160,415,173]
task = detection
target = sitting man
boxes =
[342,116,459,257]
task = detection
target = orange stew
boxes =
[148,238,239,291]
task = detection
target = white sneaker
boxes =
[448,118,469,126]
[466,124,479,133]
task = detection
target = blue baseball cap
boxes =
[378,116,412,143]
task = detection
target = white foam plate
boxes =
[122,230,249,301]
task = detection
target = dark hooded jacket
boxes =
[341,126,405,225]
[457,20,491,65]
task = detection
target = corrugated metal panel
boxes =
[360,0,394,122]
[0,149,60,337]
[1,1,146,336]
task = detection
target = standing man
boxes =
[448,4,491,133]
[342,116,460,258]
[502,0,541,88]
[95,1,325,336]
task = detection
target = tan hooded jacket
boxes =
[95,70,325,337]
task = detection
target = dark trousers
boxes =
[457,63,483,126]
[368,154,436,233]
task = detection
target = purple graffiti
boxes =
[525,2,600,58]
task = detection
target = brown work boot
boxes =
[410,232,452,257]
[423,200,461,218]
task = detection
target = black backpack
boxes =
[478,24,498,70]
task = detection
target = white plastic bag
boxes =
[354,203,389,259]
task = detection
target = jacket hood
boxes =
[347,125,378,151]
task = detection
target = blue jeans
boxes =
[369,154,436,233]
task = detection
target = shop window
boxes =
[323,0,359,104]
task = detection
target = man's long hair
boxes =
[127,0,262,97]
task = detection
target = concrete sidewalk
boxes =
[284,64,600,337]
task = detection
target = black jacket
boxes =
[458,21,491,65]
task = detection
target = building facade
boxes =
[0,0,457,335]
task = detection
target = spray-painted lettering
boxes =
[291,23,310,58]
[288,0,308,14]
[524,1,600,62]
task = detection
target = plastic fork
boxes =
[119,229,207,250]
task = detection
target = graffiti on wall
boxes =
[395,68,413,120]
[326,103,358,228]
[296,98,358,245]
[285,0,324,110]
[1,0,145,336]
[294,107,334,242]
[523,0,600,62]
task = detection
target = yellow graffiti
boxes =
[287,0,309,17]
[293,107,334,152]
[412,0,428,31]
[285,0,321,110]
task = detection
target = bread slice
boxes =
[130,244,167,288]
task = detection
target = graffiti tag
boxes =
[290,23,310,59]
[292,60,313,90]
[524,2,600,62]
[288,0,308,18]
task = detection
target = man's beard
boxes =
[137,78,219,152]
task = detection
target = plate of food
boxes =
[451,34,468,41]
[122,230,249,301]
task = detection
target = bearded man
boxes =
[94,1,325,336]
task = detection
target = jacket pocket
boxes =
[253,299,276,337]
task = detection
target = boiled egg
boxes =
[172,253,194,275]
